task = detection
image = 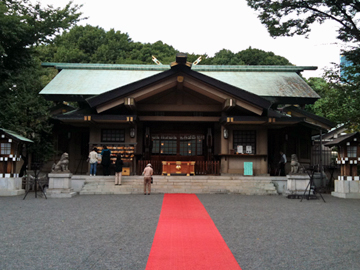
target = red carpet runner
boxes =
[146,194,242,270]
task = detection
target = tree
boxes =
[0,0,84,163]
[0,0,83,85]
[246,0,360,130]
[0,62,55,162]
[236,47,291,65]
[207,47,292,65]
[303,68,360,131]
[39,23,293,66]
[246,0,360,42]
[39,25,180,65]
[246,1,360,74]
[211,49,244,65]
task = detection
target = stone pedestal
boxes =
[286,174,310,196]
[47,173,76,198]
[0,177,25,196]
[332,179,360,199]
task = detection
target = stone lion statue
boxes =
[52,152,70,173]
[290,154,300,174]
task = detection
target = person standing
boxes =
[115,154,124,185]
[279,151,287,176]
[143,163,153,195]
[88,148,99,176]
[101,145,111,176]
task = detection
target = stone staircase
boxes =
[76,175,279,195]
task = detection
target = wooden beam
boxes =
[184,77,263,115]
[132,79,177,101]
[96,78,177,113]
[138,116,220,122]
[137,104,222,112]
[235,100,263,116]
[183,78,226,102]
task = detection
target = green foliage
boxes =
[0,0,83,162]
[39,25,180,65]
[0,61,55,162]
[38,25,292,66]
[247,0,360,130]
[246,0,360,42]
[305,68,360,131]
[236,47,292,65]
[211,49,245,65]
[198,47,292,65]
[0,0,83,82]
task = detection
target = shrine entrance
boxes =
[139,122,219,175]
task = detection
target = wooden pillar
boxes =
[351,163,357,177]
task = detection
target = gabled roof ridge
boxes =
[42,62,317,73]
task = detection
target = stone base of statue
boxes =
[0,177,25,196]
[285,174,311,197]
[332,178,360,199]
[47,173,76,198]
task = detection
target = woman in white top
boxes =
[88,148,99,176]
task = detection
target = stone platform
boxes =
[74,175,279,195]
[0,177,25,196]
[332,180,360,199]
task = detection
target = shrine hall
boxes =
[40,54,334,176]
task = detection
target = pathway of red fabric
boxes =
[146,194,242,270]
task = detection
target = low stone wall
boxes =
[0,177,25,196]
[270,177,287,195]
[285,174,310,196]
[332,180,360,199]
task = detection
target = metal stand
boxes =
[300,165,325,202]
[23,166,47,200]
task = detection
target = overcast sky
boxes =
[34,0,344,78]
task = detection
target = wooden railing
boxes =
[137,160,220,175]
[195,161,220,175]
[137,160,163,175]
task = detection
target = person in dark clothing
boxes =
[101,146,111,176]
[115,154,124,185]
[279,151,287,176]
[19,155,27,177]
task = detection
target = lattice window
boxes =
[151,134,204,156]
[160,135,177,155]
[0,143,11,155]
[347,146,357,158]
[101,129,125,142]
[233,130,256,154]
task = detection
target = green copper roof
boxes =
[0,128,33,143]
[40,63,319,100]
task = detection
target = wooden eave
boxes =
[283,105,335,130]
[95,76,178,113]
[221,115,307,126]
[136,104,222,112]
[324,132,360,148]
[138,116,220,122]
[54,114,137,124]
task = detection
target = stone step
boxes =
[77,175,278,195]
